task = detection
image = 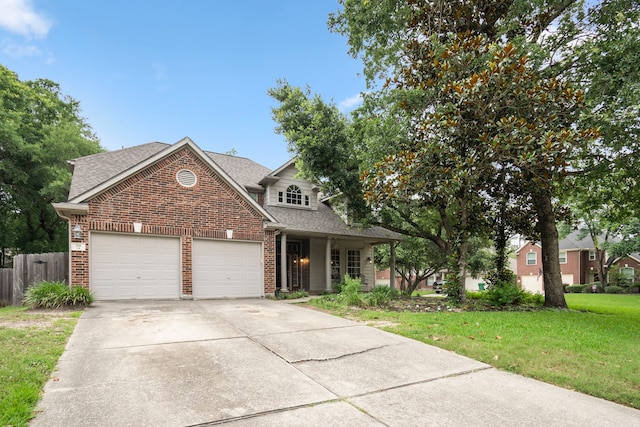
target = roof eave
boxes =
[52,202,89,219]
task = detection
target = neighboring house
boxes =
[515,230,640,293]
[52,137,401,300]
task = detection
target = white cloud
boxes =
[0,0,52,38]
[2,39,41,57]
[338,93,363,112]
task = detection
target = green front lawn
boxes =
[0,306,80,427]
[307,293,640,409]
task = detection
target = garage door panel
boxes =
[193,239,262,298]
[91,233,180,300]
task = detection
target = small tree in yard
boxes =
[376,236,447,295]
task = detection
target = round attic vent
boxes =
[176,169,197,187]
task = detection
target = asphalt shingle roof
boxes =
[558,230,621,251]
[68,142,168,200]
[66,140,401,241]
[266,204,402,240]
[68,142,271,200]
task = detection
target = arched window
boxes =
[286,185,302,205]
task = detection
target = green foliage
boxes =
[609,220,640,259]
[444,269,463,304]
[566,285,586,293]
[23,281,94,308]
[604,286,625,294]
[581,285,595,294]
[364,285,399,307]
[0,65,103,265]
[465,291,485,300]
[483,270,526,306]
[332,282,344,294]
[484,284,525,307]
[521,292,545,306]
[268,81,369,222]
[375,236,447,296]
[338,274,364,307]
[276,290,308,300]
[338,294,640,408]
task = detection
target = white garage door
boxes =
[91,233,180,300]
[521,275,544,294]
[193,239,262,298]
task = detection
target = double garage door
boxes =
[91,233,262,300]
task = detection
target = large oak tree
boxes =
[0,65,102,266]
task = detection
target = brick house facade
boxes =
[516,231,640,293]
[54,137,400,300]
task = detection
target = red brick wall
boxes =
[69,147,272,296]
[263,230,276,294]
[560,250,580,283]
[517,243,542,277]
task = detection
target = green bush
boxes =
[365,285,399,307]
[277,290,308,300]
[521,291,545,306]
[484,283,524,307]
[23,281,93,309]
[339,275,364,306]
[465,291,485,300]
[566,285,585,293]
[582,285,594,293]
[605,286,625,294]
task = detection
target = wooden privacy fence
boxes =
[0,252,69,306]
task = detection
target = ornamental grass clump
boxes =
[365,285,399,307]
[338,275,364,307]
[23,281,94,309]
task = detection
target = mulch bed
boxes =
[383,296,542,313]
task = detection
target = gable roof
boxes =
[516,230,621,254]
[68,142,167,200]
[67,137,278,223]
[64,138,401,242]
[68,141,272,200]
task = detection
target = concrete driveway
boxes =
[32,299,639,426]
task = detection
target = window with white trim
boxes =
[526,252,537,266]
[347,250,361,278]
[559,251,567,264]
[620,267,635,284]
[589,250,596,261]
[286,185,302,205]
[331,249,340,283]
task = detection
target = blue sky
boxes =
[0,0,365,169]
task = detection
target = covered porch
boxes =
[275,232,398,294]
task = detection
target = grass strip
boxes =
[0,306,81,427]
[308,294,640,409]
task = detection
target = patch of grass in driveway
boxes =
[0,306,80,427]
[306,294,640,409]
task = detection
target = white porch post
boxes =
[325,237,332,291]
[280,232,288,292]
[390,241,396,289]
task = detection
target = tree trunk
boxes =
[534,192,567,308]
[596,249,608,288]
[458,237,469,302]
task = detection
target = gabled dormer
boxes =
[260,159,319,210]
